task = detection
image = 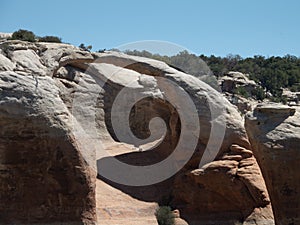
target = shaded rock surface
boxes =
[245,104,300,225]
[218,71,262,113]
[172,144,273,225]
[219,71,258,94]
[0,40,273,224]
[0,43,96,224]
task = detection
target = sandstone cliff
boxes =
[0,40,273,225]
[246,104,300,225]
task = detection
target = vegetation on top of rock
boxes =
[124,50,300,101]
[97,48,106,53]
[38,36,62,43]
[201,54,300,99]
[10,29,62,43]
[155,206,175,225]
[79,43,92,52]
[124,49,219,90]
[11,29,36,42]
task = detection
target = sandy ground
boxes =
[96,142,159,225]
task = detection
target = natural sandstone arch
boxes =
[0,41,274,225]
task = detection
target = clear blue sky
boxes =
[1,0,300,57]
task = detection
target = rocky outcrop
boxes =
[172,144,273,225]
[245,104,300,225]
[219,71,263,113]
[219,71,258,94]
[282,88,300,106]
[0,42,96,224]
[0,40,273,224]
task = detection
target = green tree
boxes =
[38,36,62,43]
[124,49,300,98]
[11,29,36,42]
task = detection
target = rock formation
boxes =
[218,71,262,113]
[219,71,258,94]
[282,88,300,106]
[0,42,96,224]
[0,32,12,40]
[245,104,300,225]
[172,144,274,225]
[0,40,274,224]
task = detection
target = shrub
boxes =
[97,48,106,53]
[252,86,265,100]
[38,36,62,43]
[290,84,300,92]
[155,206,175,225]
[234,86,249,98]
[79,43,92,52]
[11,29,36,42]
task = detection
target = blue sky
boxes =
[1,0,300,57]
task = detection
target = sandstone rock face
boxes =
[172,144,273,225]
[219,71,258,94]
[245,104,300,225]
[218,71,262,113]
[282,88,300,106]
[0,40,273,224]
[0,43,96,224]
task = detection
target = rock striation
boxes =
[0,40,274,224]
[245,104,300,225]
[218,71,262,113]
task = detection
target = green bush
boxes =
[290,84,300,92]
[155,206,174,225]
[11,29,36,42]
[38,36,62,43]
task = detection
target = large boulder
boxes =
[172,144,273,225]
[219,71,258,94]
[0,42,96,225]
[245,104,300,225]
[218,71,263,113]
[0,40,273,224]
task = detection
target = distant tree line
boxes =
[200,54,300,98]
[124,50,300,100]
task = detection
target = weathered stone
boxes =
[0,54,15,71]
[0,71,96,225]
[172,144,273,224]
[245,103,300,225]
[10,49,47,75]
[0,40,274,225]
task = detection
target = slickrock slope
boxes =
[0,58,96,223]
[0,40,273,224]
[245,104,300,225]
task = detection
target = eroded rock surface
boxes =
[0,40,274,225]
[172,144,273,225]
[245,104,300,225]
